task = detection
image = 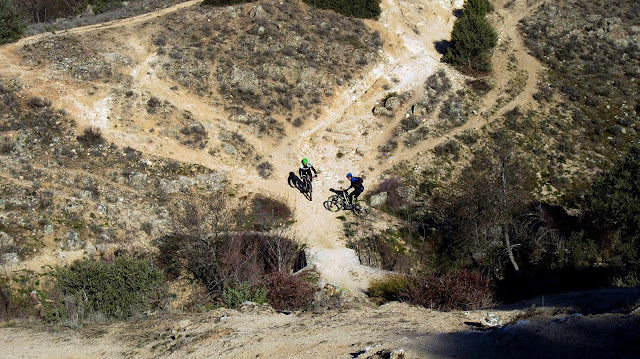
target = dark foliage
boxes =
[0,0,25,44]
[77,126,105,147]
[587,145,640,271]
[264,272,315,311]
[303,0,381,19]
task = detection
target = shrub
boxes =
[249,194,292,231]
[368,275,411,304]
[77,126,105,147]
[264,272,315,311]
[257,161,274,179]
[156,199,301,302]
[221,281,267,309]
[401,270,495,311]
[0,0,25,44]
[43,256,168,325]
[303,0,382,19]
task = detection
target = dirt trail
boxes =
[0,0,543,295]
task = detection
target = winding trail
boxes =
[0,0,543,295]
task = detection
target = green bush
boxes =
[368,275,411,304]
[43,256,168,325]
[221,282,267,309]
[0,0,25,44]
[303,0,381,19]
[443,3,497,72]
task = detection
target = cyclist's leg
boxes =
[351,188,363,205]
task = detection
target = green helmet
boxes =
[302,158,308,165]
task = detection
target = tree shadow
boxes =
[434,39,451,56]
[453,8,464,18]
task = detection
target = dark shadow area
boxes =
[453,8,464,18]
[288,171,304,191]
[497,286,640,315]
[434,40,451,56]
[412,313,640,359]
[496,267,618,304]
[287,172,312,201]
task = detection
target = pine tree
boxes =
[0,0,25,44]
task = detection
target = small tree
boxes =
[0,0,25,44]
[443,2,497,72]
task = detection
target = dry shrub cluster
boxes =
[155,196,311,310]
[264,271,315,311]
[369,270,495,311]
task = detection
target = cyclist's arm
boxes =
[311,166,317,175]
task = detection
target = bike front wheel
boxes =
[352,200,371,217]
[324,195,341,212]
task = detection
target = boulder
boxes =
[63,230,82,250]
[0,231,14,246]
[369,192,388,208]
[384,96,400,110]
[1,252,19,264]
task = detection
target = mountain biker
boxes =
[299,158,317,181]
[346,173,364,208]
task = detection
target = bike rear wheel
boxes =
[352,199,371,217]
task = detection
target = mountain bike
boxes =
[323,188,371,217]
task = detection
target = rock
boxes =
[223,144,238,156]
[63,230,82,250]
[240,301,275,314]
[481,312,504,327]
[373,105,393,117]
[1,252,19,263]
[0,231,14,246]
[397,185,417,204]
[369,192,388,208]
[391,349,406,359]
[249,5,266,19]
[196,172,227,192]
[384,96,400,110]
[127,172,148,189]
[85,241,96,255]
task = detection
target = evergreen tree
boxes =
[587,145,640,271]
[0,0,25,44]
[443,9,497,72]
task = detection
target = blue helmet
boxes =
[346,173,353,178]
